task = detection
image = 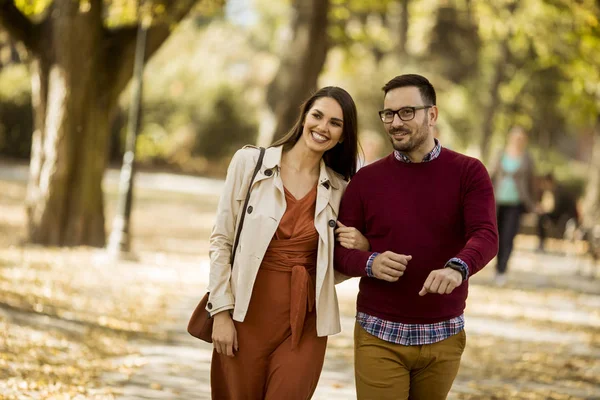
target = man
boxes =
[334,74,499,399]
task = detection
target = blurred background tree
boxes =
[255,0,330,146]
[0,0,224,247]
[1,0,599,247]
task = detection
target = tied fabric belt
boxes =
[261,235,318,349]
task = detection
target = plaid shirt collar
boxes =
[394,138,442,163]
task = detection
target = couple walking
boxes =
[202,74,499,399]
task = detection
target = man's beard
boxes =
[389,117,430,153]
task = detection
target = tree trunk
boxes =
[26,1,111,246]
[0,0,198,247]
[256,0,330,146]
[581,118,600,229]
[397,0,409,56]
[479,35,510,163]
[465,0,473,21]
[0,33,23,67]
[479,2,517,163]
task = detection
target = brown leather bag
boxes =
[187,147,265,342]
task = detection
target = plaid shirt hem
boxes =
[357,312,465,345]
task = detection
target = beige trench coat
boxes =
[206,145,348,337]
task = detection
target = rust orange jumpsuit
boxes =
[211,185,327,399]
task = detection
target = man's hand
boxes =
[419,268,462,296]
[335,221,370,251]
[372,251,412,282]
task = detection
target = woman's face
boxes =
[509,129,528,151]
[299,97,344,155]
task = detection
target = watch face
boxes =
[447,262,466,279]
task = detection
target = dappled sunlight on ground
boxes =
[455,264,600,399]
[0,176,598,399]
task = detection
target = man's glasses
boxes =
[378,106,433,123]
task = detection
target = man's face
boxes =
[382,86,435,153]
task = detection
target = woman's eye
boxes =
[312,113,321,119]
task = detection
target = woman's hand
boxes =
[335,221,370,251]
[212,311,238,357]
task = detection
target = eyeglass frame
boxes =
[378,105,434,123]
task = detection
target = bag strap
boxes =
[230,147,265,266]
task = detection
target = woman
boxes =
[207,87,368,399]
[490,126,538,285]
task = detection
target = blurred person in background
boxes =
[536,172,580,252]
[206,86,369,399]
[490,126,538,285]
[357,130,385,170]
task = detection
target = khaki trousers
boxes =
[354,322,466,400]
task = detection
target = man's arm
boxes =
[455,158,499,277]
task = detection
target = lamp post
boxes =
[107,6,148,258]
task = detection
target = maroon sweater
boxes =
[335,149,498,324]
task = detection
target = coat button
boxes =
[264,169,273,176]
[247,206,253,214]
[207,302,213,310]
[328,219,336,228]
[322,182,330,189]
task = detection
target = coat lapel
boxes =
[315,160,334,234]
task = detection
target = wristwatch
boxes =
[445,260,468,282]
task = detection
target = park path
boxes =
[107,249,600,400]
[0,161,225,197]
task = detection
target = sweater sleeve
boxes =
[334,174,374,277]
[455,158,499,276]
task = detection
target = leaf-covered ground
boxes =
[0,176,217,399]
[0,173,598,399]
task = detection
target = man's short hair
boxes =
[382,74,436,106]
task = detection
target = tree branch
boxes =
[104,0,198,103]
[0,1,38,52]
[90,0,103,13]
